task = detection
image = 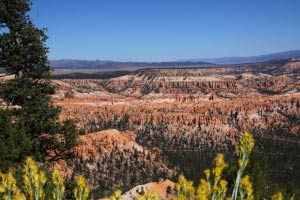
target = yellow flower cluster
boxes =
[137,190,159,200]
[196,153,228,200]
[175,175,195,200]
[232,131,255,200]
[110,189,122,200]
[0,157,90,200]
[272,192,284,200]
[23,157,47,200]
[52,169,65,200]
[204,169,210,180]
[196,179,210,200]
[73,175,90,200]
[236,130,255,164]
[212,154,227,185]
[239,175,254,200]
[0,171,25,200]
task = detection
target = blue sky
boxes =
[30,0,300,61]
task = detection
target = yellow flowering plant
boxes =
[137,190,159,200]
[0,171,25,200]
[272,192,284,200]
[110,189,122,200]
[196,179,211,200]
[23,157,47,200]
[175,175,195,200]
[239,175,254,200]
[73,175,90,200]
[212,154,227,200]
[52,169,65,200]
[196,153,228,200]
[231,130,254,200]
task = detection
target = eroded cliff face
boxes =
[53,60,300,146]
[51,59,300,198]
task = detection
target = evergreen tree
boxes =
[0,0,78,169]
[0,109,31,171]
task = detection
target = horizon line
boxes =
[49,49,300,62]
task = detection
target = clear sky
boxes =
[30,0,300,62]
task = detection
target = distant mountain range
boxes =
[50,50,300,69]
[50,60,213,70]
[182,50,300,64]
[50,59,112,69]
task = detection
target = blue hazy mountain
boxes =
[50,50,300,69]
[182,50,300,64]
[50,59,113,69]
[50,60,214,69]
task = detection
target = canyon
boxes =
[51,58,300,199]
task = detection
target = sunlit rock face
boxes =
[53,60,300,147]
